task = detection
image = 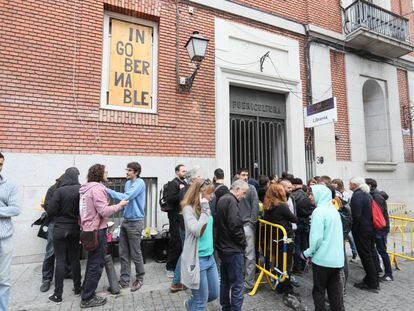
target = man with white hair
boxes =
[215,180,249,311]
[349,177,379,292]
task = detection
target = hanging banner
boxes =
[108,19,153,109]
[304,97,337,128]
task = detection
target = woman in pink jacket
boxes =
[79,164,128,308]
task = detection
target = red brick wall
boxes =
[397,68,414,162]
[0,0,308,156]
[330,50,351,161]
[391,0,414,57]
[230,0,343,33]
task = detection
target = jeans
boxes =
[219,252,244,311]
[81,229,107,301]
[347,232,357,257]
[166,211,182,271]
[188,255,219,311]
[340,244,348,295]
[312,263,344,311]
[372,231,392,278]
[41,223,71,282]
[293,229,309,272]
[53,227,81,298]
[119,220,145,283]
[243,224,256,289]
[0,236,13,311]
[172,228,186,285]
[352,230,378,288]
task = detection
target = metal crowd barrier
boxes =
[249,219,290,296]
[388,215,414,270]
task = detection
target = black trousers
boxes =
[53,227,81,298]
[81,229,107,301]
[312,263,344,311]
[42,222,71,282]
[166,211,182,271]
[352,230,379,288]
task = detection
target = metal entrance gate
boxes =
[230,114,286,180]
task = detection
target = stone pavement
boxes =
[8,255,414,311]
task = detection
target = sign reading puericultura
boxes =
[108,19,153,109]
[304,97,337,128]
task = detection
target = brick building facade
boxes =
[1,0,414,261]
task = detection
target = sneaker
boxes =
[353,281,379,293]
[380,275,393,282]
[170,283,186,293]
[40,281,51,292]
[166,269,175,279]
[73,287,82,296]
[290,275,300,287]
[80,295,107,308]
[119,280,129,289]
[283,293,307,310]
[131,279,143,292]
[48,294,62,305]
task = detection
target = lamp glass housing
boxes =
[185,31,209,62]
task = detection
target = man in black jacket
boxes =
[349,177,379,292]
[366,178,393,282]
[46,167,82,304]
[215,179,249,311]
[165,164,187,277]
[290,178,312,274]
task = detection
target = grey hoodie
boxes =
[0,175,20,239]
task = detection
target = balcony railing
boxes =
[345,0,410,43]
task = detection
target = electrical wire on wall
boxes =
[72,0,101,145]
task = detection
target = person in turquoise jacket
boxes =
[303,185,344,311]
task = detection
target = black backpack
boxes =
[159,182,171,212]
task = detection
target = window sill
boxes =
[364,161,397,172]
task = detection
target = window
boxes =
[106,177,158,228]
[100,12,158,113]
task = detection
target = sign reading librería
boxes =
[304,97,337,128]
[108,19,153,109]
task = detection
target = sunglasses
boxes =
[200,178,212,189]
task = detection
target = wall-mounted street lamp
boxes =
[178,31,209,93]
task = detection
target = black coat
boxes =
[350,189,374,233]
[291,189,312,219]
[46,167,81,230]
[166,177,187,212]
[371,189,390,233]
[263,203,297,238]
[214,192,246,254]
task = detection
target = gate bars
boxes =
[249,219,291,296]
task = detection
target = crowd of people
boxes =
[163,165,394,311]
[0,151,394,310]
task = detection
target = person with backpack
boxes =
[79,164,128,308]
[349,177,379,292]
[330,184,352,296]
[303,185,344,311]
[165,164,187,278]
[170,168,202,293]
[365,178,393,282]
